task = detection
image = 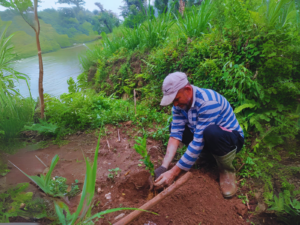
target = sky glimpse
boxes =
[0,0,124,17]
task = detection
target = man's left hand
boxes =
[154,170,177,187]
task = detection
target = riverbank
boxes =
[13,36,100,60]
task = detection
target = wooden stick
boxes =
[113,172,193,225]
[8,160,37,184]
[237,163,245,173]
[134,89,136,115]
[117,129,121,142]
[35,155,47,167]
[106,140,111,150]
[246,193,250,210]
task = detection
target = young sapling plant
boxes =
[134,136,154,178]
[108,167,121,181]
[9,155,80,198]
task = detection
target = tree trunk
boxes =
[34,0,44,119]
[179,0,185,16]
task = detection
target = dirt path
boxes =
[5,124,250,225]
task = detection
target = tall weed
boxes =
[0,90,35,145]
[0,25,34,147]
[176,0,215,38]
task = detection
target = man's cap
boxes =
[160,72,189,106]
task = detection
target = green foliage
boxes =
[66,180,80,198]
[56,0,85,9]
[0,183,47,222]
[12,155,64,197]
[0,26,35,146]
[268,190,300,224]
[154,0,169,14]
[0,25,30,94]
[99,12,173,57]
[108,167,121,180]
[176,0,215,39]
[54,135,100,224]
[120,0,148,28]
[12,155,80,199]
[134,136,154,177]
[49,176,69,197]
[24,119,59,136]
[0,92,35,145]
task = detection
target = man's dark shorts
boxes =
[169,124,244,156]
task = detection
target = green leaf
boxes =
[268,52,276,57]
[234,103,257,114]
[45,155,59,186]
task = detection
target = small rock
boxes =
[124,121,132,126]
[235,203,247,216]
[256,202,267,213]
[124,171,130,176]
[114,213,125,220]
[20,203,26,209]
[97,187,102,193]
[105,192,111,200]
[147,140,153,145]
[144,221,157,225]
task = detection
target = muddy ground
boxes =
[1,123,281,225]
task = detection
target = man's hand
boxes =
[154,170,176,187]
[154,165,181,187]
[149,166,167,190]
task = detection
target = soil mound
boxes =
[129,169,247,225]
[118,171,150,201]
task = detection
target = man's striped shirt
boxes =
[170,85,244,171]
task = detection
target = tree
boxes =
[179,0,185,15]
[56,0,85,9]
[119,0,147,18]
[94,2,120,33]
[0,0,45,118]
[154,0,169,14]
[119,0,151,28]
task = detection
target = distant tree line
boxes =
[119,0,203,28]
[0,0,120,38]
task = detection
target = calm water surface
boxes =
[13,44,88,99]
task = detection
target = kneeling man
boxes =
[153,72,244,198]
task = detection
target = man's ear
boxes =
[184,85,192,92]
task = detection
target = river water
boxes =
[13,44,89,99]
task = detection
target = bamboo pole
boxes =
[113,172,193,225]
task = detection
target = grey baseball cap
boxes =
[160,72,189,106]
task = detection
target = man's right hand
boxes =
[149,166,167,190]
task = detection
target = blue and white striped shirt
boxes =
[170,85,244,171]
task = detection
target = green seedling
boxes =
[108,167,121,180]
[54,135,157,225]
[0,183,47,222]
[134,136,154,177]
[9,155,64,197]
[9,155,80,198]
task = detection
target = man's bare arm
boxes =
[153,137,182,187]
[162,137,181,169]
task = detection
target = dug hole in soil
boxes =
[5,123,250,225]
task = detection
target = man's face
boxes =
[173,86,193,111]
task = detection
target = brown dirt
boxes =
[3,123,252,225]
